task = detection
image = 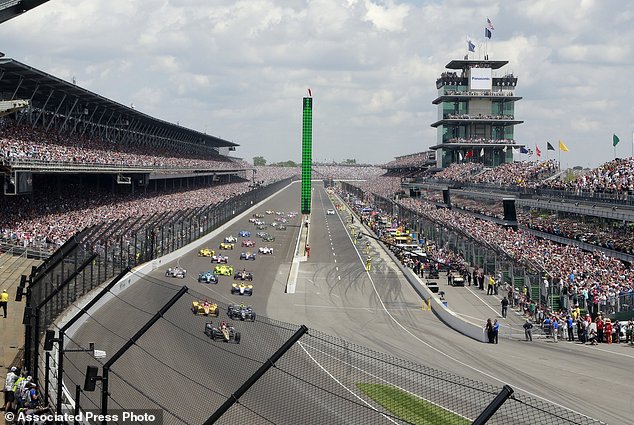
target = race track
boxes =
[65,182,632,425]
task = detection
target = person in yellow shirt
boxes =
[1,289,9,318]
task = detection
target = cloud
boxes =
[0,0,632,166]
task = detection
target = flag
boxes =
[536,146,541,157]
[559,140,569,152]
[308,88,312,97]
[467,38,476,52]
[520,146,529,154]
[547,142,555,151]
[613,134,620,147]
[458,152,463,161]
[485,18,494,39]
[502,145,508,152]
[480,147,485,157]
[465,150,474,158]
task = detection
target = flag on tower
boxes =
[536,146,541,158]
[480,147,485,157]
[485,18,494,39]
[467,37,476,52]
[465,150,474,158]
[308,88,312,97]
[520,146,529,154]
[547,142,556,151]
[613,134,620,147]
[559,140,569,152]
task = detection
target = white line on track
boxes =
[297,342,399,424]
[332,194,600,422]
[464,285,502,318]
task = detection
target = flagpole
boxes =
[558,147,561,171]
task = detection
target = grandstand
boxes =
[0,0,49,23]
[0,58,264,254]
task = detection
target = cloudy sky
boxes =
[1,0,633,167]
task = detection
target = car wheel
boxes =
[251,313,256,321]
[235,332,241,344]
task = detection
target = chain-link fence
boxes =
[44,281,603,425]
[24,178,295,385]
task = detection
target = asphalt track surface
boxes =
[66,182,633,425]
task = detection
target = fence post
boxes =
[203,325,309,425]
[472,385,514,425]
[44,352,50,404]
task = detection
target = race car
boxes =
[227,304,256,321]
[327,209,335,215]
[241,239,256,247]
[238,230,251,237]
[191,300,219,316]
[240,251,257,261]
[262,234,275,242]
[214,264,235,276]
[248,218,258,223]
[204,321,241,343]
[198,270,219,284]
[231,282,254,296]
[276,225,287,231]
[211,254,229,264]
[258,246,274,255]
[252,213,264,218]
[256,224,267,230]
[253,219,265,226]
[234,270,254,281]
[165,267,186,278]
[270,222,278,228]
[198,248,215,257]
[265,210,274,215]
[224,235,238,243]
[219,242,235,250]
[256,231,267,238]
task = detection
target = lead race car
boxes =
[239,251,257,261]
[204,321,241,343]
[227,304,256,321]
[165,267,186,278]
[192,300,219,316]
[198,270,219,284]
[231,282,253,296]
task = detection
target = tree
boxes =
[253,156,267,166]
[344,159,357,165]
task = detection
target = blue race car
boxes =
[239,230,251,237]
[198,270,219,284]
[240,251,257,261]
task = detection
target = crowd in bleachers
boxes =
[0,181,253,251]
[395,196,634,313]
[431,162,483,181]
[469,160,559,186]
[445,137,515,145]
[311,164,384,180]
[0,120,246,170]
[544,157,634,194]
[382,152,434,168]
[444,113,514,120]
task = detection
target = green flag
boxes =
[613,134,620,147]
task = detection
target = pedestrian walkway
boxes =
[0,253,42,375]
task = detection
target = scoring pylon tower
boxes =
[301,94,312,214]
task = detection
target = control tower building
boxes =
[430,59,524,169]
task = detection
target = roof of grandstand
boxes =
[0,0,49,24]
[0,58,238,149]
[445,59,509,70]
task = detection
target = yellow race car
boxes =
[198,248,215,257]
[214,264,235,276]
[191,300,219,317]
[219,242,235,250]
